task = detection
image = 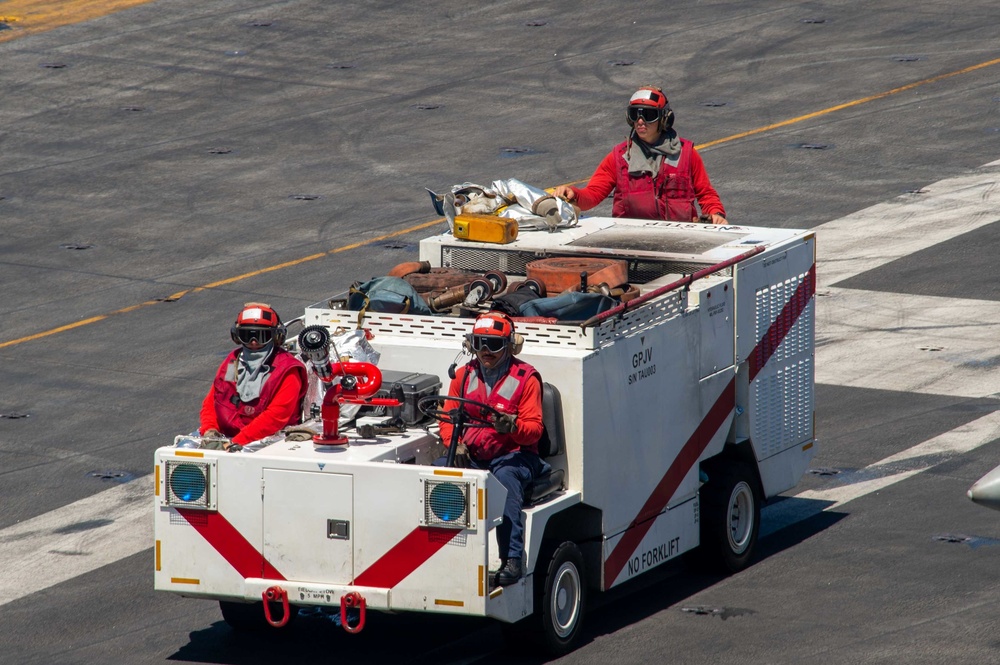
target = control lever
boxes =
[356,384,407,438]
[356,418,408,438]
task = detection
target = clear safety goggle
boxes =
[471,335,508,353]
[627,106,662,123]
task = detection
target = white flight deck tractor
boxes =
[153,216,816,655]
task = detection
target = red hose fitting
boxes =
[315,361,390,445]
[340,591,366,633]
[262,586,291,627]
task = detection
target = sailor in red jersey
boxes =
[438,312,547,585]
[199,303,307,450]
[554,86,727,224]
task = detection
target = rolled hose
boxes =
[526,257,628,295]
[387,261,431,278]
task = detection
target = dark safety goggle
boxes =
[627,106,662,123]
[236,326,274,346]
[471,335,508,353]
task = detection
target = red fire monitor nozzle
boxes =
[298,326,400,445]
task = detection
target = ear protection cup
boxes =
[511,333,524,356]
[230,324,241,346]
[661,105,675,131]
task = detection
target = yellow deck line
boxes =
[696,57,1000,150]
[0,220,441,350]
[0,0,157,43]
[2,57,999,349]
[557,57,1000,187]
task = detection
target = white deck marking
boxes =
[0,476,152,607]
[814,158,1000,397]
[761,410,1000,536]
[3,161,998,605]
[816,289,1000,398]
[815,159,1000,288]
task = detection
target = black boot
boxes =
[496,557,522,586]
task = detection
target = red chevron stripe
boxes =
[603,262,816,588]
[602,378,735,587]
[353,527,460,588]
[177,509,285,580]
[749,265,816,382]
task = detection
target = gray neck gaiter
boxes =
[625,129,682,177]
[236,342,274,402]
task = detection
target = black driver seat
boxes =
[527,382,567,504]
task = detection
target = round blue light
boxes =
[170,464,206,503]
[429,483,465,522]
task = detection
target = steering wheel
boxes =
[418,394,501,429]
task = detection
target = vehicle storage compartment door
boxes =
[262,469,353,584]
[697,279,734,378]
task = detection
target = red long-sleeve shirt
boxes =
[572,141,725,217]
[199,372,304,445]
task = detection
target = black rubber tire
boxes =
[699,461,761,574]
[219,600,298,631]
[501,541,586,657]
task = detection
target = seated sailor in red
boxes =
[438,312,547,585]
[199,303,307,449]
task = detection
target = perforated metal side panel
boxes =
[595,290,686,347]
[304,309,595,349]
[752,356,813,458]
[750,271,815,459]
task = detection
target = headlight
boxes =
[429,482,466,522]
[165,460,216,510]
[422,479,472,529]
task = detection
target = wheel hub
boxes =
[551,563,580,637]
[727,480,754,554]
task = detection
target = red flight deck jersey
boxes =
[571,138,725,221]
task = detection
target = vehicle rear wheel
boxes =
[699,461,761,574]
[501,541,586,656]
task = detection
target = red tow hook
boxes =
[262,586,292,628]
[340,591,366,633]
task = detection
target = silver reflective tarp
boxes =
[429,178,579,232]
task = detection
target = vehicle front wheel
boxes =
[502,541,587,656]
[699,461,761,574]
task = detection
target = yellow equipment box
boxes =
[452,213,518,244]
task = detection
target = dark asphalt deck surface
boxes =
[1,1,999,663]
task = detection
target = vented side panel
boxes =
[305,309,595,348]
[596,290,686,347]
[750,269,815,459]
[752,357,813,458]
